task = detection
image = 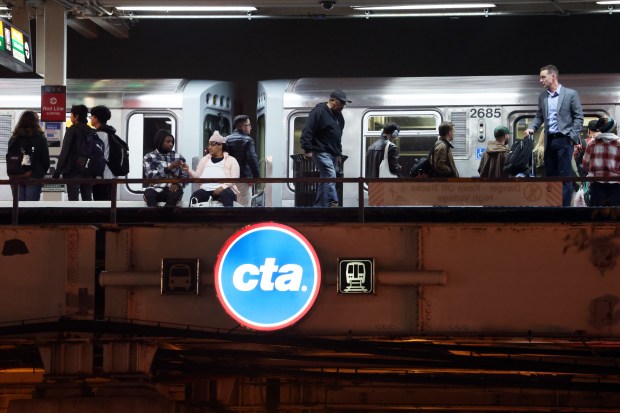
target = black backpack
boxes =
[6,142,31,176]
[77,129,106,177]
[105,130,130,176]
[503,135,534,176]
[410,142,438,178]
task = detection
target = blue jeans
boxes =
[312,152,339,207]
[17,183,43,201]
[545,135,574,206]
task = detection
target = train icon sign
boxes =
[214,223,321,331]
[338,259,374,294]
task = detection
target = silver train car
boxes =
[257,75,619,207]
[0,78,235,202]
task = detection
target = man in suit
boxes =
[525,64,584,206]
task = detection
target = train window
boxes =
[203,115,231,154]
[513,113,602,177]
[363,111,441,178]
[0,114,12,158]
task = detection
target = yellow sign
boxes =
[368,181,563,207]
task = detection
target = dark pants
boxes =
[144,187,184,207]
[589,182,620,207]
[65,171,93,201]
[92,183,112,201]
[11,183,43,201]
[545,134,574,207]
[191,188,237,207]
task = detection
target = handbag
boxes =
[379,142,398,178]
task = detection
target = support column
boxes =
[42,0,66,85]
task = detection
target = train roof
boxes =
[0,79,229,109]
[271,74,620,107]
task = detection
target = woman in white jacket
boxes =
[183,131,240,206]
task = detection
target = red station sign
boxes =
[41,85,67,122]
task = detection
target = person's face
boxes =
[240,121,252,134]
[161,136,174,153]
[330,98,346,113]
[208,141,223,156]
[539,69,556,90]
[446,127,454,142]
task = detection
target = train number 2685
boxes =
[470,108,501,118]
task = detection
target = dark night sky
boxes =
[2,14,620,114]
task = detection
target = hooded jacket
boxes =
[478,140,509,178]
[300,102,344,156]
[53,122,94,178]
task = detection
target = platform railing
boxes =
[1,175,619,225]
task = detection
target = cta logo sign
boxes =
[215,223,321,331]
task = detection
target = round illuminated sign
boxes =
[214,223,321,331]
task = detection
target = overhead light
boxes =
[0,5,9,10]
[115,6,257,12]
[353,3,495,11]
[597,1,620,4]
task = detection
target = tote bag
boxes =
[379,142,398,178]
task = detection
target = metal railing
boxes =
[1,175,619,225]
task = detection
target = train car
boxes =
[256,75,619,207]
[0,78,235,202]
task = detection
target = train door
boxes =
[361,111,441,181]
[122,112,177,198]
[510,110,607,178]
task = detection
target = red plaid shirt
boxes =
[582,134,620,181]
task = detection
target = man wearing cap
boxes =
[300,89,350,207]
[575,119,600,178]
[525,64,584,206]
[478,126,510,178]
[366,122,403,178]
[143,129,189,207]
[582,117,620,206]
[184,131,240,207]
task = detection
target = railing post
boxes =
[110,182,118,225]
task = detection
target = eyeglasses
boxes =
[208,142,222,146]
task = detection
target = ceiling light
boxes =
[597,1,620,4]
[115,6,257,12]
[353,3,495,11]
[0,5,9,10]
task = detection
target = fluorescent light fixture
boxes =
[0,5,9,10]
[115,6,257,12]
[353,3,495,11]
[597,1,620,4]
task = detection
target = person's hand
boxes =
[180,162,189,171]
[524,128,534,137]
[169,183,180,193]
[169,160,183,169]
[303,152,313,158]
[213,186,224,196]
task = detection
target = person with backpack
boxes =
[7,111,50,201]
[478,126,510,178]
[433,121,459,177]
[90,105,117,201]
[52,104,100,201]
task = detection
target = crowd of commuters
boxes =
[6,67,620,207]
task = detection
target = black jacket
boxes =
[8,132,50,179]
[53,122,93,178]
[225,130,260,178]
[365,137,403,178]
[300,103,344,156]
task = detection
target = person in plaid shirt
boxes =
[582,117,620,206]
[143,129,189,207]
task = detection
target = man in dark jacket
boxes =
[53,104,94,201]
[478,125,510,178]
[366,122,403,178]
[225,115,260,206]
[300,89,350,207]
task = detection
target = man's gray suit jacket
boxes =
[530,85,584,145]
